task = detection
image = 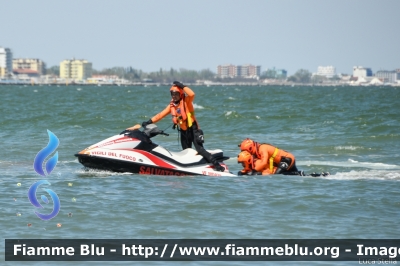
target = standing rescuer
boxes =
[139,81,225,172]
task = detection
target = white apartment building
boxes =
[0,47,13,78]
[217,64,261,78]
[375,70,399,83]
[353,66,373,78]
[237,64,261,78]
[316,66,336,77]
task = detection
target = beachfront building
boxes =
[316,66,336,78]
[13,58,46,76]
[217,64,236,78]
[353,66,373,78]
[397,69,400,83]
[237,64,261,78]
[275,69,287,79]
[263,67,288,79]
[0,47,13,78]
[87,75,127,85]
[60,59,92,80]
[375,70,399,83]
[217,64,261,78]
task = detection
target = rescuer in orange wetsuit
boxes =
[237,138,300,176]
[138,81,225,172]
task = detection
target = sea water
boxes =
[1,85,399,265]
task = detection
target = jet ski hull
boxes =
[76,154,205,176]
[75,125,236,177]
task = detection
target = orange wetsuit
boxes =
[241,143,297,175]
[151,86,196,131]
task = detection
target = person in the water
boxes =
[237,138,329,177]
[237,138,299,175]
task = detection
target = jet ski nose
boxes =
[78,149,89,155]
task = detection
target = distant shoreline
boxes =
[0,82,399,87]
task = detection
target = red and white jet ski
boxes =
[75,124,235,177]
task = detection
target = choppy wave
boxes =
[193,103,204,109]
[299,159,400,170]
[323,170,400,181]
[334,145,364,150]
[75,168,132,177]
[224,111,240,118]
[2,84,400,249]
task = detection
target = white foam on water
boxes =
[299,159,400,170]
[347,159,399,169]
[334,145,363,150]
[322,170,400,181]
[75,168,132,177]
[59,160,80,164]
[225,111,232,116]
[193,103,204,109]
[224,111,240,117]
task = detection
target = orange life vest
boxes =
[253,143,295,175]
[169,99,196,130]
[170,99,187,125]
[150,86,197,131]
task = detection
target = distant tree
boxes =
[264,69,277,79]
[47,65,60,76]
[288,69,312,83]
[287,75,297,82]
[260,69,286,80]
[101,67,125,77]
[330,75,341,81]
[311,75,326,84]
[259,71,267,79]
[198,69,215,80]
[123,67,141,81]
[89,66,218,82]
[295,69,312,83]
[179,68,198,83]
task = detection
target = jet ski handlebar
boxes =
[120,124,169,138]
[120,129,137,135]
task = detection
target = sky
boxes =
[1,0,399,75]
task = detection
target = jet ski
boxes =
[75,124,236,177]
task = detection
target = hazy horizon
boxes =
[1,0,399,75]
